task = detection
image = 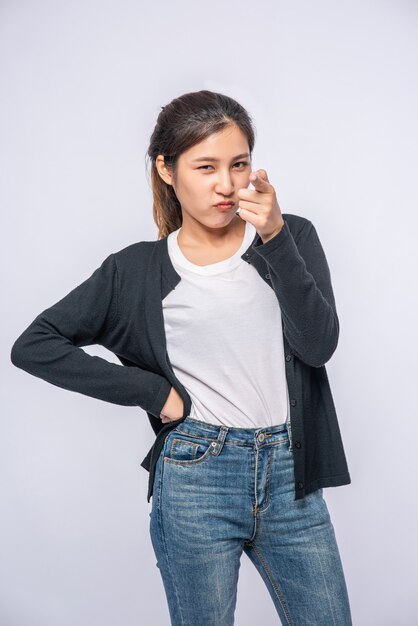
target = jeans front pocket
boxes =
[164,433,217,466]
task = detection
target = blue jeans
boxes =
[149,417,352,626]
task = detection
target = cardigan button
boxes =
[243,252,250,259]
[297,481,304,489]
[285,354,292,361]
[290,399,297,406]
[295,441,302,449]
[265,273,271,280]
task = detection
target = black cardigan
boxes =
[10,213,351,502]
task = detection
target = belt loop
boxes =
[211,425,228,456]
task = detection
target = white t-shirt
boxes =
[163,220,290,428]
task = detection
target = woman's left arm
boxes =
[252,218,339,368]
[237,169,339,368]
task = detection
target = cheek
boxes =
[185,178,212,197]
[176,183,210,212]
[238,172,250,186]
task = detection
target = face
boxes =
[157,124,252,230]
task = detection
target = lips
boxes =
[216,202,234,208]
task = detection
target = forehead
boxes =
[183,126,249,162]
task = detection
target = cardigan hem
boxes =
[297,473,352,500]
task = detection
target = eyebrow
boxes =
[191,152,250,163]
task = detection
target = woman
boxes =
[11,90,353,625]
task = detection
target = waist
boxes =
[174,415,289,446]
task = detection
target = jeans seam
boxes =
[157,436,170,512]
[157,492,186,625]
[251,544,294,626]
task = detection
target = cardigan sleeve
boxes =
[252,218,339,367]
[10,253,172,416]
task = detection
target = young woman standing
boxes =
[11,90,353,625]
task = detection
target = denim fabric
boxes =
[149,417,352,626]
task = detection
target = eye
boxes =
[197,161,249,171]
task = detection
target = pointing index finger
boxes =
[250,171,270,190]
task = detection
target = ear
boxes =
[156,155,174,186]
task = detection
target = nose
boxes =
[214,170,234,195]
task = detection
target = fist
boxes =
[237,169,285,243]
[160,386,184,423]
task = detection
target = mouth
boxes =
[215,202,234,210]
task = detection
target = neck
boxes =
[178,215,245,249]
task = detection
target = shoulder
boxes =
[110,239,156,267]
[108,215,315,265]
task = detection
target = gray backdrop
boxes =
[1,0,417,624]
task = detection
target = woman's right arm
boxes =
[10,252,172,418]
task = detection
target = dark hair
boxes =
[145,90,256,239]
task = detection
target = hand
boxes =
[160,386,184,424]
[237,169,285,243]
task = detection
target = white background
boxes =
[1,1,417,624]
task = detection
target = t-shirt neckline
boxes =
[169,220,256,276]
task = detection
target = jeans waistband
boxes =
[174,416,290,447]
